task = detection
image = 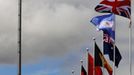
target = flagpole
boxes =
[129,17,132,75]
[113,36,116,75]
[129,1,132,74]
[93,37,95,75]
[18,0,22,75]
[113,14,116,75]
[86,48,89,75]
[114,1,118,75]
[102,34,105,75]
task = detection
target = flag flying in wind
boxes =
[90,13,115,41]
[88,53,102,75]
[88,53,93,75]
[95,0,131,19]
[95,42,113,75]
[81,65,87,75]
[95,67,102,75]
[103,31,122,67]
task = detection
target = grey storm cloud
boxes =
[0,0,96,64]
[0,1,134,75]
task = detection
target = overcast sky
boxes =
[0,0,134,75]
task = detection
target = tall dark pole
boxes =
[18,0,22,75]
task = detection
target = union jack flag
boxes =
[95,0,131,19]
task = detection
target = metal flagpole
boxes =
[93,37,95,75]
[86,48,89,75]
[113,1,117,75]
[102,33,105,75]
[129,1,132,75]
[113,14,116,75]
[129,16,132,75]
[18,0,22,75]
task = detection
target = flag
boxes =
[95,42,113,75]
[95,43,103,66]
[88,53,102,75]
[95,67,102,75]
[103,31,122,67]
[81,65,87,75]
[95,0,131,19]
[88,53,93,75]
[90,13,115,41]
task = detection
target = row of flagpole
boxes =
[71,38,112,75]
[17,0,131,75]
[71,29,131,75]
[94,1,131,75]
[71,0,132,74]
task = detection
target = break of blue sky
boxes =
[0,58,64,75]
[0,65,17,75]
[0,45,89,75]
[22,59,61,75]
